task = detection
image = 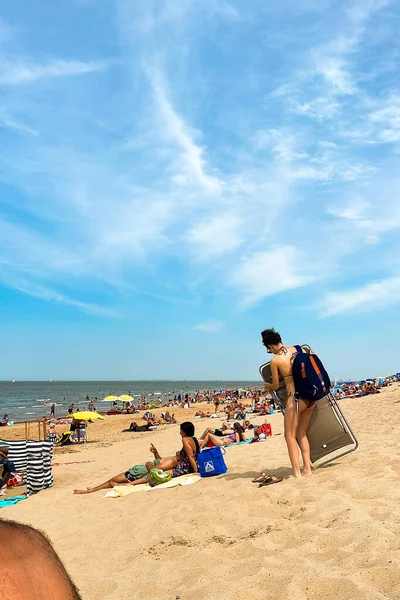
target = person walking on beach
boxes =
[261,328,315,478]
[50,404,55,418]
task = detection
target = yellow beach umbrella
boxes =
[72,412,105,421]
[119,395,133,402]
[102,395,119,402]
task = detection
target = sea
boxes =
[0,380,263,422]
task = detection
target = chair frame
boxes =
[259,345,358,467]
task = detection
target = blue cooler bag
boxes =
[198,446,227,477]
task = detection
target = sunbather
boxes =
[122,421,153,432]
[200,421,238,439]
[199,422,247,448]
[73,421,199,494]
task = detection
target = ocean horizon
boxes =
[0,379,263,422]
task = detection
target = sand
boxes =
[2,385,400,600]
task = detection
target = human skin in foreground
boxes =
[74,422,199,494]
[261,328,315,478]
[0,519,81,599]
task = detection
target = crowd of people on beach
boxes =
[3,328,400,498]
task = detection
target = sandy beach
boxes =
[2,385,400,599]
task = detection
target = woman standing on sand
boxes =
[73,422,199,495]
[261,328,315,478]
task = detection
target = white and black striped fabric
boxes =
[0,439,53,495]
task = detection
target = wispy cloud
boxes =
[0,58,107,85]
[0,0,399,322]
[186,213,243,260]
[193,319,224,333]
[148,69,221,193]
[319,277,400,317]
[1,273,116,317]
[230,247,314,307]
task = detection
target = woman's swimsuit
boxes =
[172,439,199,478]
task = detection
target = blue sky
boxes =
[1,0,400,381]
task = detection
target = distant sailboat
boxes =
[12,378,16,383]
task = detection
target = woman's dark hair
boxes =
[180,421,200,454]
[261,328,282,348]
[180,421,195,437]
[233,422,246,440]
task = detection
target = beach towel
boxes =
[0,495,27,508]
[104,473,201,498]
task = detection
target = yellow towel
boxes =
[104,473,201,498]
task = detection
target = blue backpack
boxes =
[292,345,331,401]
[197,446,227,477]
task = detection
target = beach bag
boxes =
[198,447,227,477]
[255,423,271,439]
[292,345,331,401]
[149,469,172,487]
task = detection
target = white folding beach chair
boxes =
[259,345,358,467]
[72,423,88,443]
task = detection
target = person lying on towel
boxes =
[74,422,199,495]
[199,422,247,449]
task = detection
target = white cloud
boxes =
[327,199,370,221]
[0,107,39,136]
[315,57,356,95]
[252,128,307,162]
[193,319,224,333]
[0,272,115,317]
[230,246,314,306]
[0,0,399,321]
[320,276,400,317]
[148,70,221,193]
[369,95,400,142]
[0,58,107,85]
[186,213,243,260]
[293,97,339,120]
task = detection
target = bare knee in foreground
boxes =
[0,519,82,599]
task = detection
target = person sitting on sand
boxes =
[199,422,247,449]
[0,414,9,427]
[163,411,177,424]
[74,421,199,495]
[226,408,235,420]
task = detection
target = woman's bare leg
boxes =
[284,397,301,478]
[110,476,149,487]
[73,472,128,495]
[145,456,177,472]
[200,428,214,440]
[199,433,225,449]
[297,400,315,476]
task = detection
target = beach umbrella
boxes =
[102,395,120,402]
[72,412,105,421]
[119,395,133,402]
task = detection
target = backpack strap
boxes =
[294,345,303,354]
